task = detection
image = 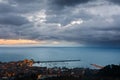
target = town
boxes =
[0,59,120,80]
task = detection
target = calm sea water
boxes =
[0,47,120,68]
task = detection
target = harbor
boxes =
[0,59,119,80]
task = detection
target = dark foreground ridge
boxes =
[0,59,120,80]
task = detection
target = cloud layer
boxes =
[0,0,120,46]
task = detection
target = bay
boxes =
[0,47,120,68]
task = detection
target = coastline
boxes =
[0,59,120,80]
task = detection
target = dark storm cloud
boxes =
[0,0,120,46]
[0,15,29,26]
[7,0,45,14]
[51,0,92,6]
[53,26,120,46]
[0,3,16,13]
[109,0,120,5]
[12,0,35,3]
[9,0,42,4]
[0,26,17,39]
[48,0,94,10]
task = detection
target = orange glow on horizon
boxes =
[0,39,40,45]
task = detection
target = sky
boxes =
[0,0,120,46]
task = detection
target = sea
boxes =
[0,47,120,68]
